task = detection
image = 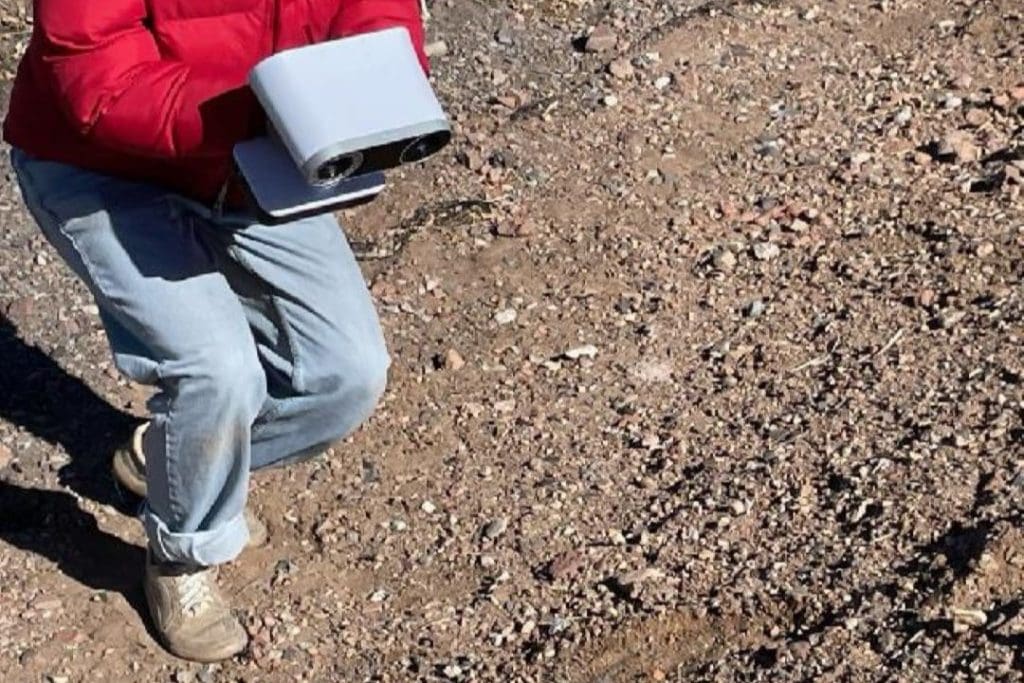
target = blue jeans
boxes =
[11,149,390,566]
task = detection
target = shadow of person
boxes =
[0,481,146,612]
[0,312,137,511]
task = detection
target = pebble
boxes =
[730,500,747,515]
[495,25,515,46]
[744,300,766,318]
[369,589,388,603]
[603,94,619,108]
[975,241,994,258]
[424,40,449,58]
[964,108,989,127]
[33,598,62,611]
[752,242,781,261]
[494,308,517,325]
[584,24,618,53]
[849,151,872,167]
[483,517,508,540]
[937,310,966,329]
[546,550,584,580]
[608,58,635,80]
[443,348,466,371]
[943,94,963,109]
[713,248,737,271]
[421,500,437,514]
[653,75,672,90]
[0,443,12,470]
[935,131,979,163]
[950,607,987,633]
[390,519,408,532]
[563,344,598,360]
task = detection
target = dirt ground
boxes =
[0,0,1022,681]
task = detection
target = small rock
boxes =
[943,94,963,109]
[950,607,987,632]
[585,24,618,53]
[602,94,619,108]
[495,217,536,238]
[0,443,13,470]
[935,131,979,163]
[494,308,517,325]
[421,500,437,514]
[608,58,634,80]
[443,663,464,680]
[964,108,989,127]
[849,151,872,167]
[424,40,449,58]
[369,589,388,603]
[495,25,515,46]
[563,344,598,360]
[975,241,995,258]
[173,669,195,683]
[545,550,584,581]
[483,517,508,540]
[46,677,69,683]
[610,567,665,596]
[894,107,913,125]
[390,519,408,532]
[493,398,516,413]
[912,150,933,166]
[744,300,766,318]
[937,310,966,329]
[442,348,466,371]
[713,248,737,271]
[752,242,781,261]
[33,598,63,611]
[730,500,747,515]
[789,218,810,233]
[653,75,672,90]
[952,74,973,90]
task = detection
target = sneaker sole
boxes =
[112,448,148,498]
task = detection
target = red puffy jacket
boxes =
[3,0,427,204]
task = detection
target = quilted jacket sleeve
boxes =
[330,0,429,74]
[34,0,257,159]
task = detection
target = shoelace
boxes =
[176,569,215,617]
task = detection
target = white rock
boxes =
[494,308,517,325]
[563,344,598,360]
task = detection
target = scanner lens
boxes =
[315,153,361,184]
[400,130,452,164]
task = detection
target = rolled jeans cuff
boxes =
[143,504,249,566]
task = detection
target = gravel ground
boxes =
[1,0,1022,681]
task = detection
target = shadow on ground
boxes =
[0,312,145,608]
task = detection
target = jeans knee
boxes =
[186,347,267,419]
[320,349,389,439]
[344,349,389,413]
